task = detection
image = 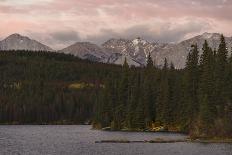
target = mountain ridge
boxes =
[1,32,231,68]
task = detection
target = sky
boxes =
[0,0,232,49]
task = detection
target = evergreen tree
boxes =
[157,58,171,125]
[168,62,177,125]
[113,58,130,129]
[199,95,213,136]
[215,35,228,117]
[143,55,156,128]
[146,52,153,68]
[134,100,145,129]
[198,40,215,134]
[182,44,199,129]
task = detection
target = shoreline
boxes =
[1,124,231,143]
[95,138,232,144]
[0,123,91,125]
[99,126,187,134]
[96,127,232,144]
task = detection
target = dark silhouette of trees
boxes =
[1,37,232,138]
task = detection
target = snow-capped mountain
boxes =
[0,33,53,51]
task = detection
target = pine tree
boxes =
[113,58,130,129]
[228,52,232,102]
[100,78,113,127]
[143,53,156,128]
[168,62,177,125]
[134,100,145,129]
[222,47,232,136]
[146,52,153,68]
[199,41,215,100]
[157,58,170,125]
[215,35,228,117]
[125,71,140,128]
[199,95,213,136]
[217,35,228,71]
[182,44,199,129]
[198,40,215,134]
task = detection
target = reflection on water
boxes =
[0,125,231,155]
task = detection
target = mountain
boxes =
[102,37,157,66]
[59,40,143,66]
[151,32,232,68]
[60,32,232,68]
[0,33,53,51]
[102,33,232,68]
[60,37,156,67]
[1,33,231,68]
[60,42,108,62]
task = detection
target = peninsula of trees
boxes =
[93,35,232,138]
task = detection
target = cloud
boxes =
[85,18,211,45]
[50,30,81,43]
[0,0,231,49]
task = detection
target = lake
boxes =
[0,125,231,155]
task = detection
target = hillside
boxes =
[0,50,121,124]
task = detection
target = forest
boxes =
[0,50,121,124]
[0,35,232,138]
[93,35,232,138]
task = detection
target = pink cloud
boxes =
[0,0,231,49]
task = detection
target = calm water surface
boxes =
[0,125,231,155]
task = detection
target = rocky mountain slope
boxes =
[102,38,157,66]
[60,42,109,62]
[151,32,232,68]
[0,33,53,51]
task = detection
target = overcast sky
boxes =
[0,0,232,49]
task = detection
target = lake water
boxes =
[0,125,231,155]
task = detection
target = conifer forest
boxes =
[0,35,232,138]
